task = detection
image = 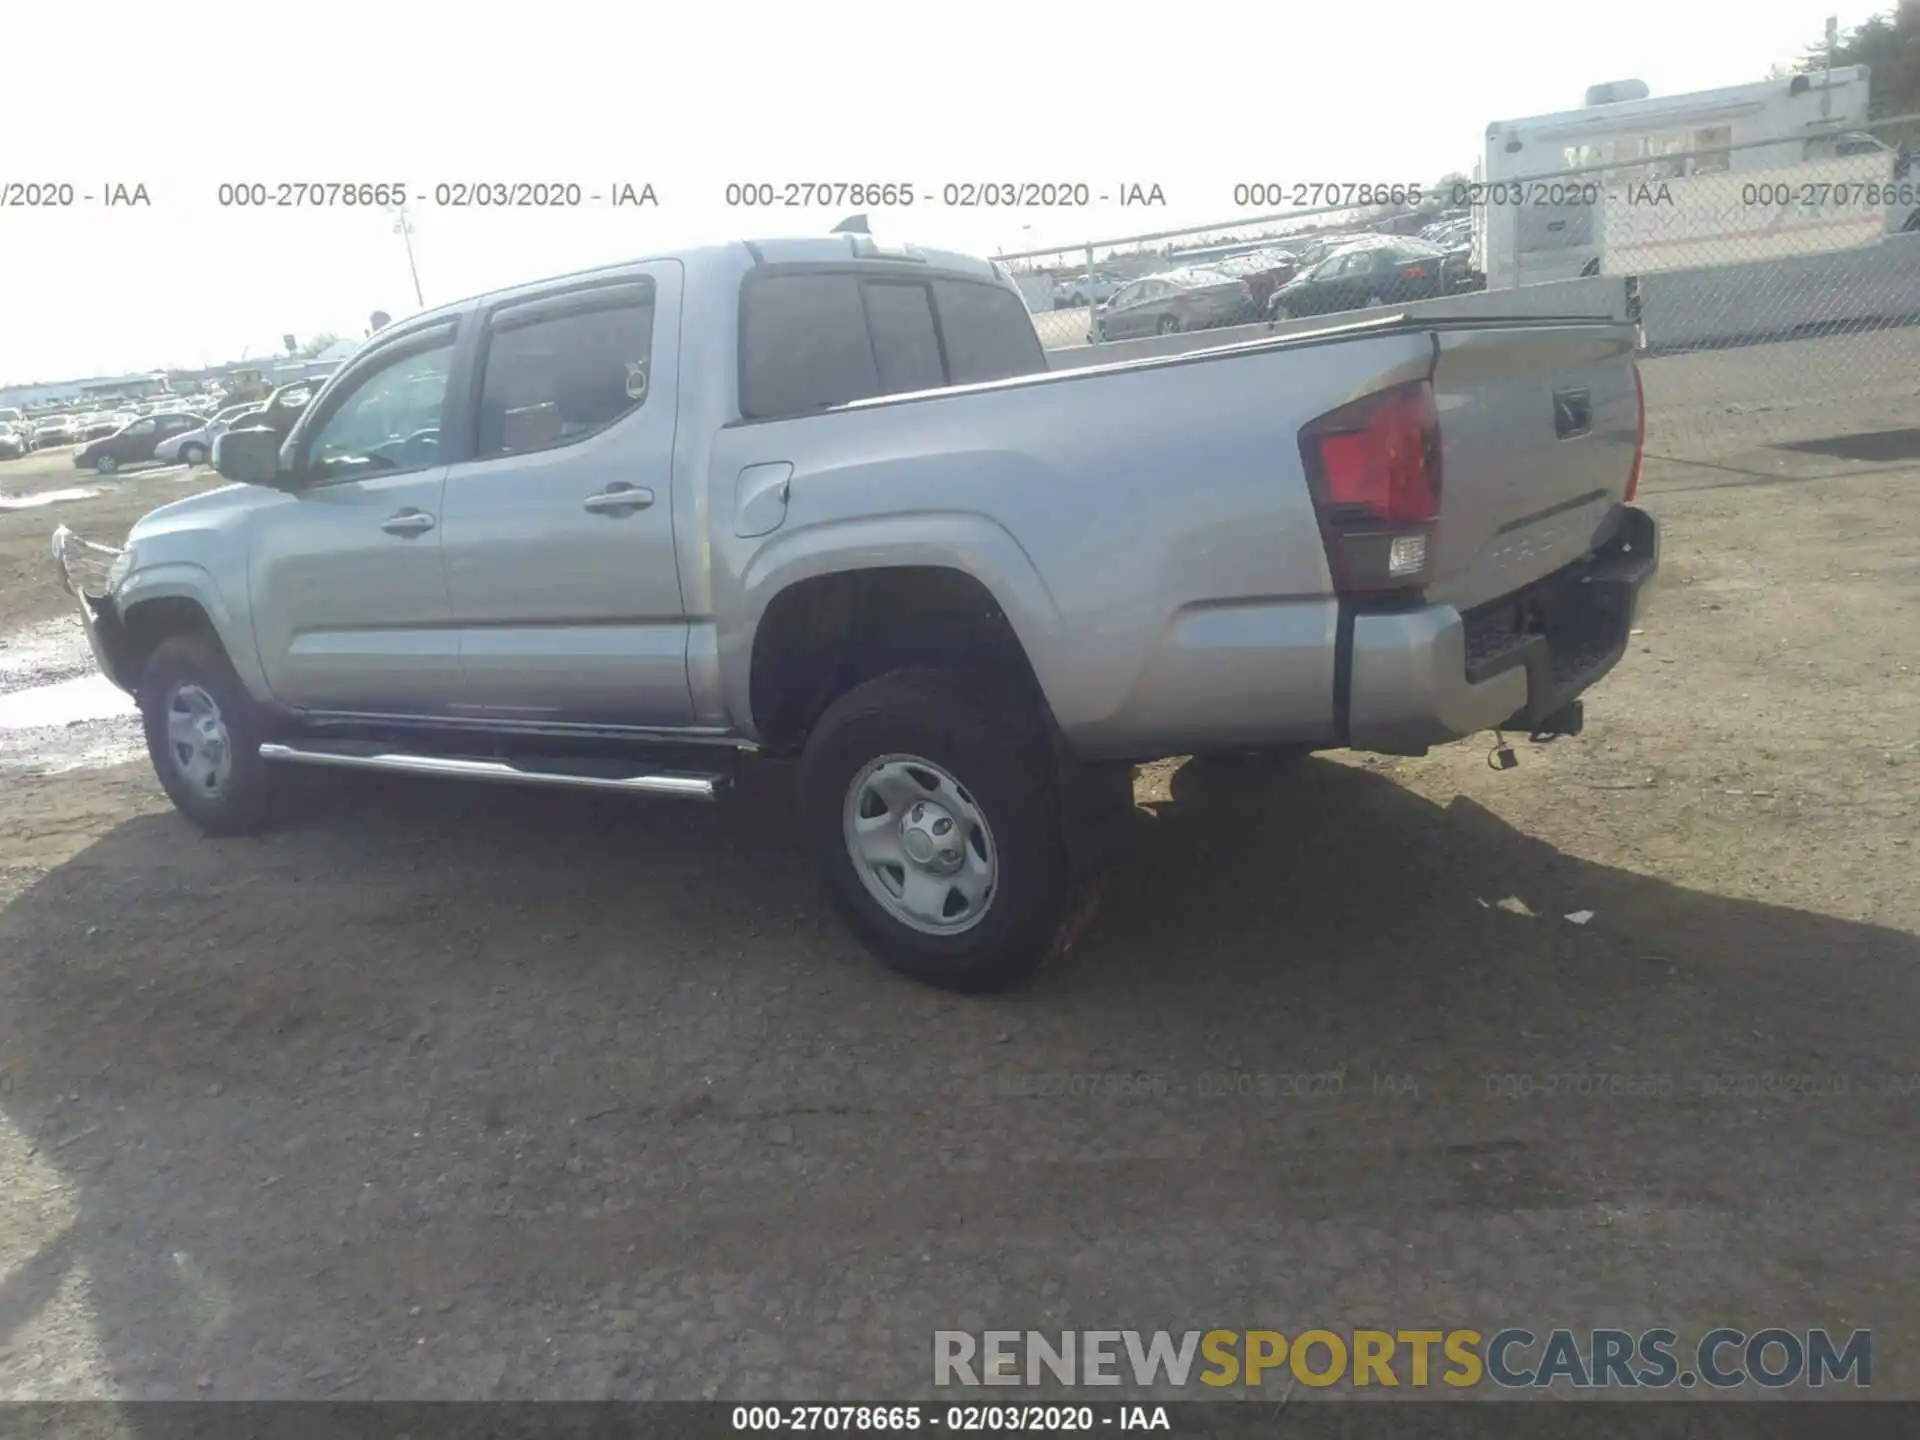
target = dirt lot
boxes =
[0,348,1916,1404]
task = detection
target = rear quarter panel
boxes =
[705,331,1437,757]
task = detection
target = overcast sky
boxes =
[0,0,1883,382]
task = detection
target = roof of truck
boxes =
[398,236,1005,333]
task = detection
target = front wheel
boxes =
[138,632,272,836]
[798,668,1067,993]
[1156,314,1179,335]
[180,443,207,466]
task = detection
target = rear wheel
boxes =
[1156,314,1179,335]
[1365,292,1387,309]
[798,668,1067,993]
[139,632,272,836]
[94,455,118,474]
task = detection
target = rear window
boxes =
[740,271,1045,420]
[740,274,880,420]
[863,282,945,395]
[929,280,1044,385]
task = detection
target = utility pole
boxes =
[1822,14,1837,121]
[385,202,425,308]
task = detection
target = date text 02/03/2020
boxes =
[729,1405,1168,1431]
[720,182,1167,208]
[213,182,660,208]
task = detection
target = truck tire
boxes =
[798,668,1067,993]
[138,632,272,836]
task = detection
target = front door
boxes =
[247,326,462,713]
[436,265,692,728]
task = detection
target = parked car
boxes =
[51,235,1656,993]
[156,403,260,466]
[1292,234,1369,269]
[1090,268,1255,340]
[0,421,27,460]
[1267,236,1470,319]
[72,411,208,474]
[1214,247,1304,313]
[208,382,317,471]
[79,412,122,441]
[1053,271,1124,308]
[32,415,79,449]
[1421,218,1473,250]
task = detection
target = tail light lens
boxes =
[1298,379,1442,597]
[1404,265,1430,278]
[1624,359,1646,503]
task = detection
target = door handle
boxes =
[583,485,654,514]
[381,509,435,536]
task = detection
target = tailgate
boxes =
[1424,322,1641,612]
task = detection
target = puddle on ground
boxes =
[0,487,101,510]
[0,622,142,772]
[0,618,100,691]
[0,674,136,730]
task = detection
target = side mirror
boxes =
[214,426,292,489]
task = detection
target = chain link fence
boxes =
[1009,112,1920,469]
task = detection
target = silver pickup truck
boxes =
[52,235,1658,992]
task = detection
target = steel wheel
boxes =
[164,682,233,797]
[842,754,997,936]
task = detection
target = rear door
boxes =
[151,413,199,455]
[435,264,692,728]
[1104,281,1147,337]
[1425,322,1642,611]
[112,417,157,460]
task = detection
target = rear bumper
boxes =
[1345,505,1659,754]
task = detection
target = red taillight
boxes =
[1624,360,1646,503]
[1299,380,1442,596]
[1404,265,1430,278]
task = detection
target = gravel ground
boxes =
[0,336,1915,1405]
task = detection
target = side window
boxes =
[740,273,881,420]
[476,287,656,459]
[302,340,454,482]
[931,280,1045,383]
[125,419,156,435]
[862,281,945,395]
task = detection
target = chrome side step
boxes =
[258,742,727,801]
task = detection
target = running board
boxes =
[258,742,727,801]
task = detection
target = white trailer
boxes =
[1473,68,1903,288]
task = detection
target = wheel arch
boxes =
[113,569,245,693]
[730,519,1063,750]
[745,563,1054,755]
